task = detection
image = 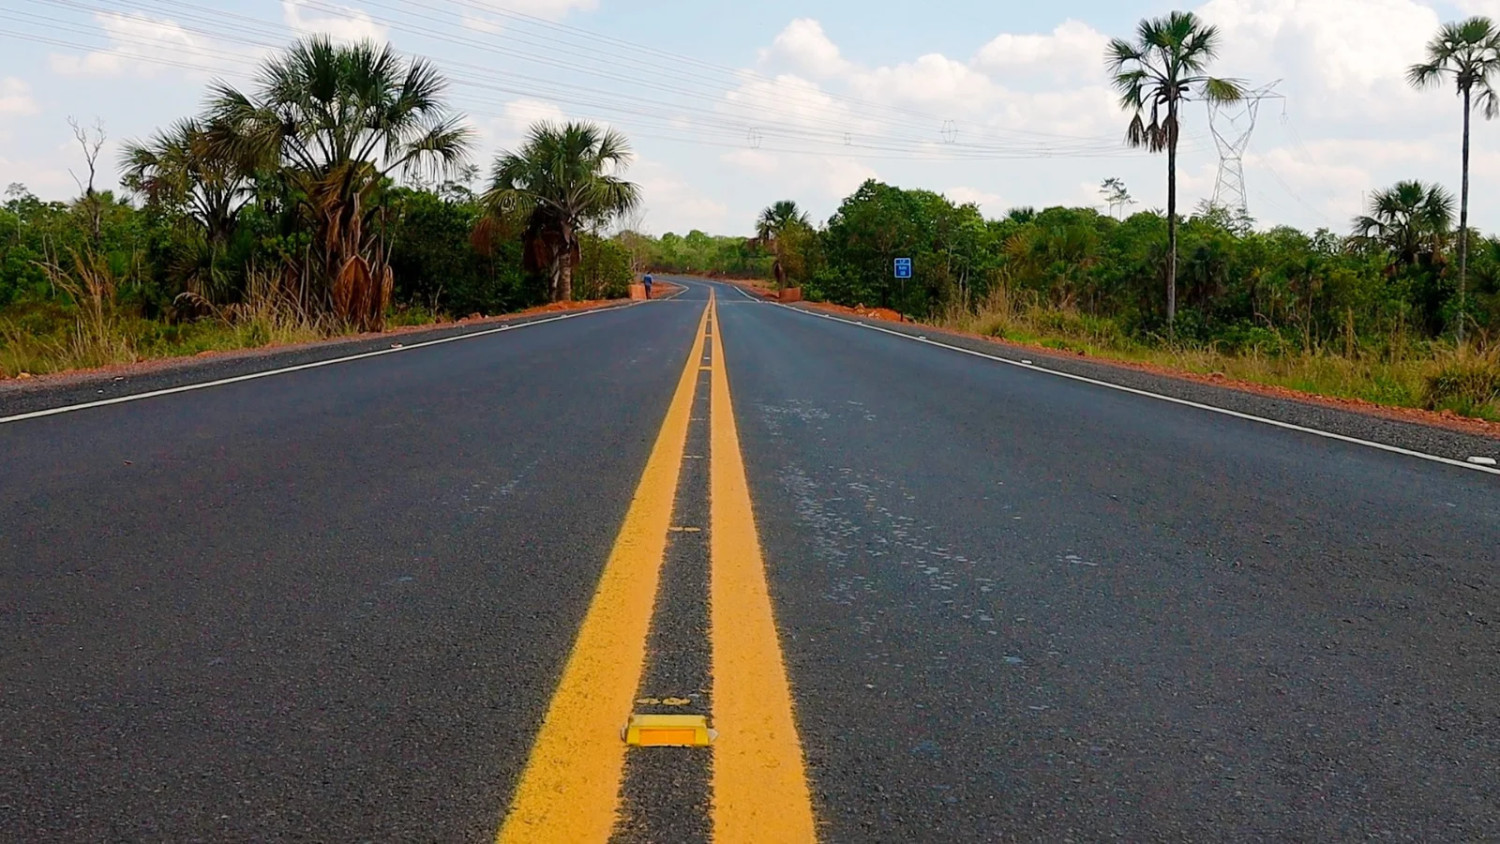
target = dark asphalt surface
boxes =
[4,277,1498,841]
[711,281,1499,840]
[0,295,703,841]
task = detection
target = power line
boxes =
[20,0,1180,156]
[2,0,1215,167]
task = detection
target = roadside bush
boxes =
[1212,323,1287,355]
[1424,353,1500,416]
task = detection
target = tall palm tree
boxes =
[1107,11,1243,328]
[1352,180,1455,271]
[1408,17,1500,342]
[485,121,641,302]
[207,36,471,329]
[121,118,253,299]
[756,200,810,288]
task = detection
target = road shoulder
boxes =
[783,300,1500,468]
[0,301,635,420]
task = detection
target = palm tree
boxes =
[122,118,250,246]
[756,200,810,288]
[1352,180,1455,271]
[1107,11,1243,328]
[1408,17,1500,341]
[121,118,253,299]
[485,121,641,302]
[757,200,808,238]
[207,36,471,329]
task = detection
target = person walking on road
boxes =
[642,273,654,299]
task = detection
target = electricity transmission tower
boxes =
[1208,81,1282,217]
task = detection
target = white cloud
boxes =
[632,157,729,234]
[503,98,569,131]
[974,19,1111,83]
[721,73,868,133]
[1200,0,1439,120]
[486,98,569,149]
[1245,146,1370,224]
[0,79,39,116]
[722,149,779,175]
[848,53,1002,115]
[759,19,852,78]
[982,85,1121,139]
[464,98,571,174]
[946,186,1005,214]
[1452,0,1500,18]
[49,12,227,78]
[0,156,74,194]
[282,0,388,43]
[819,156,878,198]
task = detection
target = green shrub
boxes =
[1212,323,1285,355]
[1424,357,1500,415]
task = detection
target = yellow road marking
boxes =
[495,299,711,844]
[708,293,819,842]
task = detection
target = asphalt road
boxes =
[2,279,1496,841]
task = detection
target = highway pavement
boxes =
[2,278,1496,841]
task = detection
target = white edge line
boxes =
[0,304,637,426]
[783,304,1500,478]
[726,281,763,302]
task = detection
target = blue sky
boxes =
[2,0,1498,237]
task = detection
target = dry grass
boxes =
[937,286,1500,422]
[0,265,422,379]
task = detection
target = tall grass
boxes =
[0,263,391,379]
[936,285,1500,422]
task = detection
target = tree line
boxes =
[705,182,1496,348]
[0,35,640,364]
[6,12,1500,381]
[629,11,1500,359]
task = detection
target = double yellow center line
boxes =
[496,291,817,843]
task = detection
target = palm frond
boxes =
[1407,61,1444,89]
[1124,113,1147,148]
[1202,76,1246,104]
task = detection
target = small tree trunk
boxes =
[1459,86,1471,344]
[559,252,574,303]
[555,221,577,302]
[1166,105,1179,332]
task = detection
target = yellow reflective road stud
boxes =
[623,713,714,747]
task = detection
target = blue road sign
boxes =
[894,257,912,279]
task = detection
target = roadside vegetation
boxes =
[625,12,1500,422]
[8,14,1500,424]
[0,36,634,378]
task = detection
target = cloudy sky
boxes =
[2,0,1499,236]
